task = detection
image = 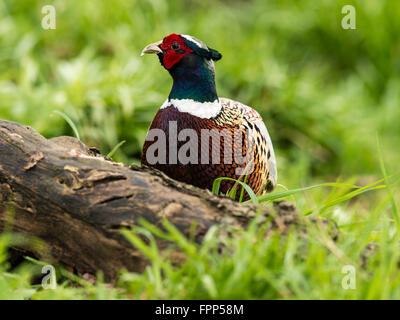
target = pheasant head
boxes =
[141,34,222,103]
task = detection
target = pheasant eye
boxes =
[171,41,180,50]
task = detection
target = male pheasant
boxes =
[140,34,277,200]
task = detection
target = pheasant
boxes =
[140,33,277,200]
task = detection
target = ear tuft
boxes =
[208,48,222,61]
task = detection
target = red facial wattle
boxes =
[160,33,193,69]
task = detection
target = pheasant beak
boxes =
[140,40,163,56]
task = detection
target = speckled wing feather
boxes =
[215,97,277,193]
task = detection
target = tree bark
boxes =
[0,120,303,281]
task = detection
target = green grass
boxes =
[0,0,399,299]
[1,177,400,299]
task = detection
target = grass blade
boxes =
[212,177,259,204]
[107,140,126,159]
[53,110,80,140]
[377,135,400,231]
[304,184,386,215]
[245,182,362,204]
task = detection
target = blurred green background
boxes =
[1,0,399,189]
[1,0,400,300]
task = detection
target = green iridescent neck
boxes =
[168,54,218,103]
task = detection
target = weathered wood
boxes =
[0,120,300,281]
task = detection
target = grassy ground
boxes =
[0,0,399,299]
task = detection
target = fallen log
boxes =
[0,119,303,281]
